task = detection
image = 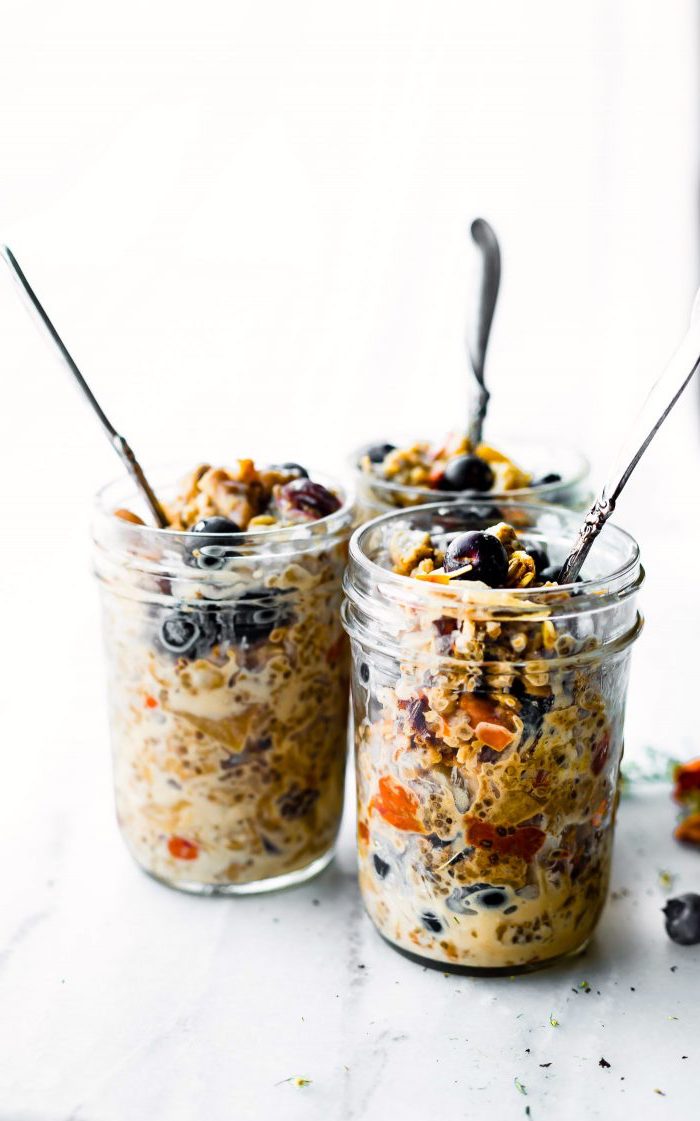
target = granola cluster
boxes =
[115,460,341,531]
[388,521,538,588]
[361,433,532,493]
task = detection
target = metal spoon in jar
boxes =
[558,292,700,584]
[1,245,169,528]
[466,218,501,446]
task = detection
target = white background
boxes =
[1,4,700,1119]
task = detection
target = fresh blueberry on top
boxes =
[663,893,700,945]
[436,454,494,493]
[365,443,396,464]
[522,539,550,576]
[444,530,509,587]
[187,516,242,569]
[278,478,341,519]
[268,462,309,479]
[533,472,562,486]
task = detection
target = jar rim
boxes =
[348,498,642,605]
[93,464,355,548]
[352,435,590,501]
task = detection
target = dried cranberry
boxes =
[279,478,341,519]
[278,785,319,819]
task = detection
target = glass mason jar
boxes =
[343,500,643,973]
[353,438,592,521]
[94,470,354,894]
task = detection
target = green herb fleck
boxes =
[654,1088,666,1096]
[658,869,675,890]
[514,1077,527,1096]
[549,1013,559,1027]
[578,980,591,992]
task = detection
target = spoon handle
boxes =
[2,245,169,528]
[467,218,501,445]
[558,301,700,584]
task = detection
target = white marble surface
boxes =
[2,754,699,1121]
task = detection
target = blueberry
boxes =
[159,607,220,660]
[663,894,700,945]
[475,888,510,909]
[227,587,294,645]
[278,478,341,519]
[268,462,309,479]
[421,911,443,933]
[533,472,562,486]
[364,443,396,464]
[521,539,550,576]
[436,454,494,493]
[187,516,242,570]
[360,662,370,684]
[373,854,390,878]
[444,531,508,587]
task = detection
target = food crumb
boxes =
[599,1058,611,1069]
[514,1077,527,1095]
[654,1089,666,1096]
[294,1077,311,1088]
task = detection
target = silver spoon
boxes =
[1,245,169,528]
[558,291,700,584]
[467,218,501,446]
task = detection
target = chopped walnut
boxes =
[389,529,435,577]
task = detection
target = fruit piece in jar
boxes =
[277,478,341,519]
[187,515,242,569]
[167,836,199,860]
[446,883,516,915]
[421,912,443,933]
[227,587,294,645]
[278,785,320,820]
[373,854,391,878]
[436,453,495,493]
[663,893,700,945]
[443,531,508,587]
[465,818,546,861]
[370,775,424,832]
[533,472,562,486]
[159,607,220,659]
[364,443,396,464]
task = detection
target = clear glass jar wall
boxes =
[343,501,643,972]
[94,471,354,894]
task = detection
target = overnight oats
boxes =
[343,501,643,972]
[94,460,353,893]
[354,433,591,519]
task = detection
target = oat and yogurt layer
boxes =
[348,512,640,971]
[97,459,352,892]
